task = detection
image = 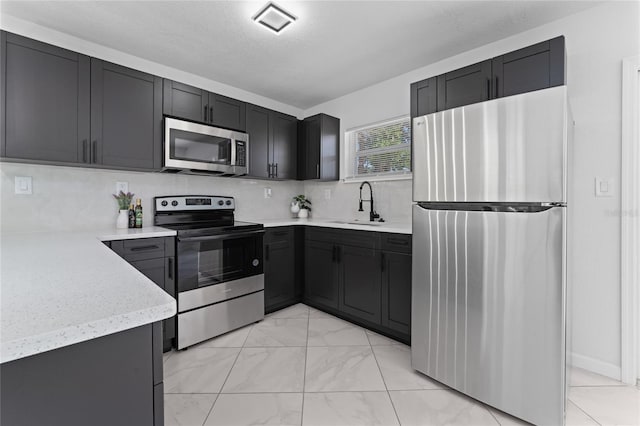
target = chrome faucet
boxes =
[358,181,380,222]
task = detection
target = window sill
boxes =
[342,174,412,184]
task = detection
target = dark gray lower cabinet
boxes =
[0,323,163,426]
[264,227,297,313]
[338,244,381,324]
[304,239,339,310]
[303,228,411,343]
[109,237,176,351]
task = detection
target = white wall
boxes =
[0,163,302,231]
[303,1,640,378]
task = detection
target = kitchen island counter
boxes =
[0,227,177,363]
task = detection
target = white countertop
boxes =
[0,227,177,364]
[255,218,412,234]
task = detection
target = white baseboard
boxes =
[571,352,621,381]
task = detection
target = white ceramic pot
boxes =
[290,202,300,215]
[298,208,309,219]
[116,209,129,229]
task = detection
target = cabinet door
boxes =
[493,36,565,98]
[381,251,411,335]
[162,79,207,122]
[246,104,271,178]
[130,258,166,290]
[264,228,296,312]
[410,77,437,118]
[1,32,90,163]
[338,244,381,324]
[304,240,338,310]
[319,114,340,181]
[210,93,246,131]
[302,115,321,179]
[436,60,492,111]
[91,60,162,170]
[270,112,297,179]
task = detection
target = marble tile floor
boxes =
[163,303,640,426]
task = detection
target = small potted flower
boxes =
[113,191,135,229]
[292,194,311,218]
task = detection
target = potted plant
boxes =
[292,195,311,218]
[113,191,135,229]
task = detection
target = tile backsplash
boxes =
[0,163,303,232]
[0,163,412,232]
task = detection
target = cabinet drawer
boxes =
[305,227,342,243]
[305,227,379,249]
[111,237,166,261]
[381,234,412,254]
[265,227,294,244]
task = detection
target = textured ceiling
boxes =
[0,1,602,109]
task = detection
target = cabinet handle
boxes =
[316,164,320,179]
[387,238,408,246]
[495,76,499,98]
[209,106,214,123]
[265,244,270,261]
[275,163,278,178]
[167,257,173,280]
[268,163,272,178]
[130,245,160,252]
[92,140,98,164]
[204,105,208,122]
[381,252,386,272]
[82,140,88,163]
[487,79,491,99]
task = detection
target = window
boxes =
[345,116,411,181]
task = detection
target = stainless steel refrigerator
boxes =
[411,86,572,425]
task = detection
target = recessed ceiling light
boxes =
[252,2,297,35]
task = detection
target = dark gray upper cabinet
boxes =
[1,31,90,163]
[246,104,271,179]
[436,60,492,111]
[270,112,297,179]
[493,36,565,98]
[163,79,246,131]
[410,77,437,118]
[91,60,162,170]
[298,113,339,181]
[210,93,246,131]
[411,36,566,117]
[246,104,297,179]
[163,80,207,122]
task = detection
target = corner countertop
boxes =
[251,218,412,235]
[0,227,177,364]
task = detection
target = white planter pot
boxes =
[298,209,309,219]
[116,209,129,229]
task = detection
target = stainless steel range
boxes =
[154,195,264,349]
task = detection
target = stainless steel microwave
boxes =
[163,117,248,176]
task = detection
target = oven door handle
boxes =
[177,229,264,243]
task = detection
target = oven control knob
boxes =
[252,259,259,267]
[161,200,168,207]
[218,200,224,206]
[225,200,232,206]
[171,200,178,207]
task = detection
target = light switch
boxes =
[116,181,128,194]
[14,176,32,195]
[595,177,614,197]
[264,187,272,199]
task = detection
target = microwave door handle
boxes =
[231,139,237,167]
[177,229,265,243]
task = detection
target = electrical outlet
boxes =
[14,176,32,195]
[324,189,331,200]
[116,181,129,194]
[264,187,272,199]
[595,177,614,197]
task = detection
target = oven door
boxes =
[176,229,264,294]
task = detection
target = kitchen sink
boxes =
[329,220,385,226]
